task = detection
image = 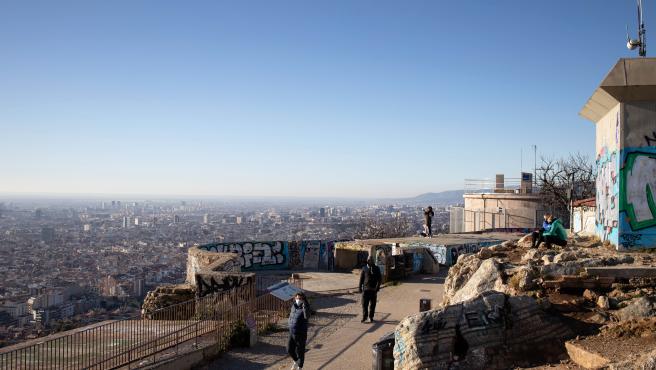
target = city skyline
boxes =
[1,1,651,197]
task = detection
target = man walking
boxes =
[359,256,382,323]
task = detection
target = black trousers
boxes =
[287,332,307,367]
[362,290,377,320]
[532,231,567,248]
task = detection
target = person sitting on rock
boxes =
[534,215,568,248]
[531,213,553,248]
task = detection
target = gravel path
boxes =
[202,293,360,370]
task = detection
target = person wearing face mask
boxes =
[287,292,309,370]
[359,256,382,323]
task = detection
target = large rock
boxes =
[517,233,533,248]
[616,296,656,321]
[142,284,196,318]
[521,249,542,263]
[442,254,483,305]
[446,259,508,305]
[394,291,574,370]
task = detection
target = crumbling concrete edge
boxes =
[565,341,610,369]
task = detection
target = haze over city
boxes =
[2,1,651,198]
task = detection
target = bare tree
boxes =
[537,153,596,226]
[354,214,416,239]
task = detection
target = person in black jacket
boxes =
[359,256,382,323]
[424,206,434,237]
[287,292,309,369]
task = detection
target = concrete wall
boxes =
[572,206,596,235]
[198,240,336,271]
[595,103,621,246]
[618,101,656,248]
[463,193,543,232]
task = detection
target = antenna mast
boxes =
[627,0,648,56]
[639,0,647,56]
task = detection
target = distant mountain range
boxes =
[393,190,465,206]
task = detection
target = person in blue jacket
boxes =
[531,213,552,248]
[533,215,568,248]
[287,292,309,370]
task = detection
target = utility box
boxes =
[372,331,395,370]
[419,298,431,312]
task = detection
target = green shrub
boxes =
[229,320,251,348]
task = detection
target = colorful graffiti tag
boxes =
[407,240,501,266]
[619,148,656,249]
[596,147,619,244]
[200,240,336,271]
[201,242,288,270]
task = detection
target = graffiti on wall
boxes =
[202,242,287,270]
[288,241,303,269]
[645,131,656,146]
[196,273,253,297]
[407,240,500,266]
[596,147,619,243]
[200,240,336,270]
[618,148,656,249]
[319,241,335,271]
[621,151,656,230]
[302,241,321,269]
[447,242,499,265]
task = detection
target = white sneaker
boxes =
[290,362,299,370]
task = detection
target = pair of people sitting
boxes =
[531,213,568,248]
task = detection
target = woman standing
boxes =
[288,292,309,370]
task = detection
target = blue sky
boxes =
[0,1,650,198]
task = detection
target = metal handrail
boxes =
[0,276,301,369]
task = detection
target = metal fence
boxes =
[0,276,302,370]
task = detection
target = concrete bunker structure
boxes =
[580,58,656,249]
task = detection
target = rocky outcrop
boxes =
[442,254,483,305]
[616,296,656,321]
[447,259,509,305]
[394,291,574,370]
[141,284,196,318]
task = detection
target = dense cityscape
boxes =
[0,197,452,348]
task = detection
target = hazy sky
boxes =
[0,1,650,198]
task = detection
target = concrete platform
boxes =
[585,266,656,279]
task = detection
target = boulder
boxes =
[442,254,483,305]
[510,266,538,292]
[394,292,574,370]
[616,296,656,321]
[597,295,610,310]
[553,252,578,264]
[501,240,517,249]
[583,289,599,302]
[517,233,533,248]
[477,248,493,260]
[447,259,508,305]
[522,249,542,263]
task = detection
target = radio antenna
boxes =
[627,0,647,56]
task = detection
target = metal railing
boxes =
[0,276,302,369]
[464,178,539,194]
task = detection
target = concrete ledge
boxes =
[149,342,222,370]
[565,341,610,369]
[585,266,656,279]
